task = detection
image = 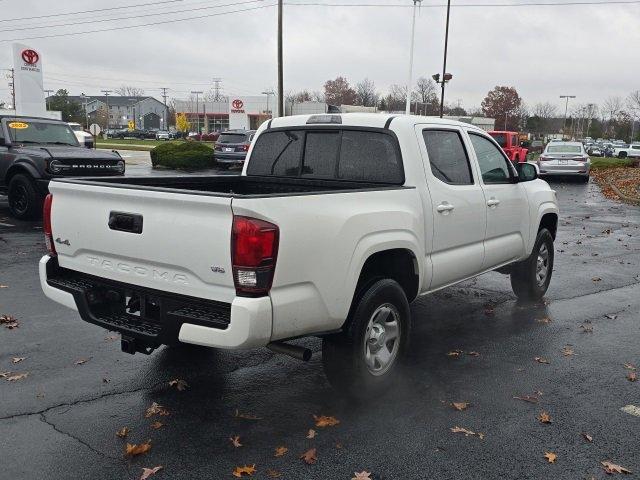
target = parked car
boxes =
[587,145,603,157]
[213,129,255,168]
[155,130,175,140]
[538,141,590,182]
[614,144,640,159]
[39,113,558,397]
[0,115,124,219]
[488,130,529,162]
[67,122,94,149]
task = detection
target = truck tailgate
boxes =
[48,180,236,303]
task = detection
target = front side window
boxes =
[422,130,473,185]
[469,133,512,184]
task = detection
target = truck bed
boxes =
[53,175,408,197]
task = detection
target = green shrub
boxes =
[590,158,634,169]
[150,141,215,170]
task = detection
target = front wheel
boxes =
[322,279,411,399]
[510,228,554,301]
[619,152,627,158]
[8,174,42,220]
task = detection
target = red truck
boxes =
[488,131,529,163]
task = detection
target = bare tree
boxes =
[414,77,437,104]
[533,102,557,119]
[310,90,325,103]
[355,78,378,107]
[627,90,640,118]
[603,96,622,120]
[114,85,145,96]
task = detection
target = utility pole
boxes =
[191,91,203,134]
[212,78,222,102]
[262,90,274,118]
[439,0,451,118]
[101,89,112,129]
[277,0,284,117]
[405,0,422,115]
[44,89,53,110]
[560,94,576,137]
[7,68,15,110]
[160,87,169,130]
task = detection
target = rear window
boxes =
[247,129,403,184]
[489,133,507,147]
[547,145,582,153]
[218,133,247,144]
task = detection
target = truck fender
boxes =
[345,231,423,306]
[528,201,559,254]
[5,160,42,184]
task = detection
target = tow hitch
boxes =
[121,335,157,355]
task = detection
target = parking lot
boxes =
[1,175,639,480]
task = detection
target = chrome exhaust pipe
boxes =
[267,342,312,361]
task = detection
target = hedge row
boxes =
[150,142,216,170]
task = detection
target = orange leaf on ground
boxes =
[601,461,632,474]
[230,435,242,448]
[562,346,575,357]
[352,471,372,479]
[274,446,288,457]
[451,402,469,411]
[145,402,169,418]
[150,421,163,430]
[447,350,462,357]
[11,357,25,364]
[232,465,256,478]
[234,409,261,420]
[535,357,550,364]
[125,440,152,456]
[450,426,485,439]
[313,415,340,428]
[623,363,637,371]
[300,448,317,465]
[116,427,129,438]
[6,372,28,381]
[306,429,316,439]
[544,452,557,463]
[168,378,189,391]
[538,412,552,424]
[266,469,282,478]
[627,372,637,382]
[582,433,593,442]
[140,466,163,480]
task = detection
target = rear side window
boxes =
[422,130,473,185]
[248,130,303,176]
[247,129,403,184]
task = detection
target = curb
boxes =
[608,181,640,205]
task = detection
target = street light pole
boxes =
[101,89,112,129]
[262,90,274,118]
[405,0,422,115]
[277,0,284,117]
[439,0,451,118]
[560,94,576,136]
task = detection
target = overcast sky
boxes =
[1,0,639,114]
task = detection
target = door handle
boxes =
[486,198,501,208]
[436,203,455,214]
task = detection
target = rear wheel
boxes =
[322,279,410,399]
[619,151,627,158]
[510,228,554,301]
[8,174,42,220]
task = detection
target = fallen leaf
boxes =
[116,427,130,438]
[467,351,480,357]
[232,465,256,477]
[620,405,640,417]
[605,313,618,320]
[0,284,8,288]
[306,429,316,439]
[335,441,343,449]
[300,448,317,465]
[229,435,243,448]
[514,394,540,404]
[125,440,152,456]
[451,402,469,411]
[11,357,25,364]
[234,409,261,420]
[6,372,28,381]
[0,314,19,329]
[601,461,632,474]
[0,371,11,378]
[624,363,637,371]
[537,317,552,324]
[591,277,602,282]
[450,426,485,439]
[582,433,593,442]
[484,306,495,316]
[627,372,637,382]
[145,402,169,418]
[74,358,89,365]
[313,415,340,428]
[580,324,594,333]
[352,472,372,480]
[150,421,163,430]
[140,466,163,480]
[535,357,550,364]
[274,446,288,457]
[562,346,575,357]
[544,452,557,464]
[266,469,282,478]
[538,411,552,424]
[447,350,463,357]
[168,378,188,391]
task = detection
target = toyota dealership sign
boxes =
[12,43,46,116]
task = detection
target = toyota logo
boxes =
[232,99,244,109]
[21,49,39,65]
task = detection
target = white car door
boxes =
[417,126,487,290]
[466,131,530,269]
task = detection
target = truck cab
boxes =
[488,130,529,163]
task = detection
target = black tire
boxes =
[510,228,554,301]
[8,173,42,220]
[580,175,590,183]
[619,151,627,158]
[322,279,411,399]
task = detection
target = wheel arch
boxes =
[5,162,40,185]
[538,211,558,239]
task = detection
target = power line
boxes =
[285,0,640,6]
[0,0,265,33]
[0,4,275,42]
[0,0,184,24]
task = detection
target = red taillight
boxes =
[43,193,56,256]
[539,155,550,161]
[231,216,279,296]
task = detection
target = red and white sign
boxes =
[232,99,244,110]
[21,49,39,65]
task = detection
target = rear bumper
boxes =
[214,152,247,164]
[538,161,590,176]
[39,255,272,349]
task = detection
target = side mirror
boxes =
[516,162,538,182]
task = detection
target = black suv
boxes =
[0,116,125,220]
[213,130,256,169]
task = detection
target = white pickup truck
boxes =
[39,114,558,396]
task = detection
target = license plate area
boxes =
[559,160,568,165]
[224,147,234,152]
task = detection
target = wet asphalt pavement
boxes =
[0,175,639,480]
